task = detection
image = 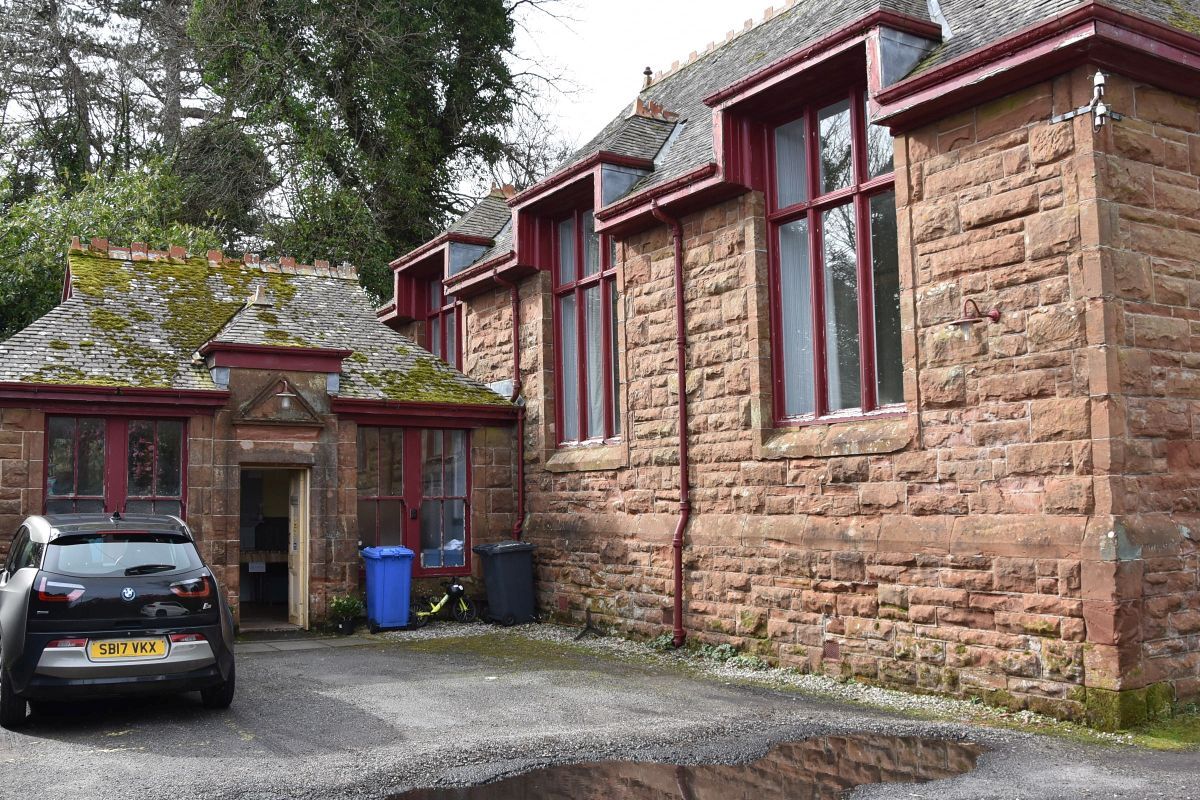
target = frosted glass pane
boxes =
[155,420,183,496]
[871,192,903,405]
[559,294,580,441]
[445,310,457,366]
[422,430,442,495]
[380,428,404,496]
[442,499,466,567]
[47,417,76,497]
[774,118,808,207]
[584,284,604,438]
[818,99,853,194]
[558,217,576,283]
[356,427,379,494]
[127,420,154,496]
[430,316,441,360]
[77,418,105,496]
[822,203,861,412]
[448,430,467,496]
[420,500,442,568]
[778,219,814,417]
[378,499,404,547]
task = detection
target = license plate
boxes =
[88,638,166,660]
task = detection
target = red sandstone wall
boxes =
[0,408,43,557]
[1091,73,1200,700]
[466,68,1181,721]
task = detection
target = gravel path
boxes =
[0,623,1195,800]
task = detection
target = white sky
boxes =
[515,0,770,150]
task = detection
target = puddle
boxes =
[392,734,983,799]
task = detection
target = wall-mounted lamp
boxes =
[948,299,1000,338]
[1050,70,1123,130]
[275,380,298,410]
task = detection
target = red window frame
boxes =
[354,426,471,578]
[426,279,463,369]
[416,428,471,576]
[44,416,106,514]
[552,208,620,444]
[766,84,902,426]
[44,416,188,518]
[124,419,186,517]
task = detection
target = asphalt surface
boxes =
[0,630,1197,800]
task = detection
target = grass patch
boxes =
[1128,705,1200,751]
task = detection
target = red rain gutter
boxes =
[493,269,526,541]
[0,383,230,415]
[650,200,691,649]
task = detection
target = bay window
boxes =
[769,87,903,423]
[427,279,462,369]
[46,416,187,516]
[553,208,620,444]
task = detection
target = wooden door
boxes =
[287,469,310,628]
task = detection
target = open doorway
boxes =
[238,468,309,630]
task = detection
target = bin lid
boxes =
[361,546,415,560]
[472,540,536,555]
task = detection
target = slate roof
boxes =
[0,246,510,407]
[446,193,510,239]
[417,0,1200,268]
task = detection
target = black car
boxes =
[0,513,236,729]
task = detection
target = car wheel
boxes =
[0,656,27,730]
[200,662,236,710]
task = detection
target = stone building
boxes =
[0,240,516,629]
[384,0,1200,727]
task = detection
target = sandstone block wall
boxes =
[452,66,1198,725]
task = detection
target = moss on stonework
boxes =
[48,339,70,350]
[360,353,509,406]
[256,310,280,325]
[1167,0,1200,34]
[79,340,94,348]
[1084,684,1177,732]
[348,351,369,364]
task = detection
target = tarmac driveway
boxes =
[0,627,1197,800]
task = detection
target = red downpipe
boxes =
[494,270,525,540]
[650,200,690,649]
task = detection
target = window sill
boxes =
[545,441,627,473]
[760,413,913,460]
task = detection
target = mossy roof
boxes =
[0,247,510,407]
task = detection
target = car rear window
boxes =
[44,532,203,578]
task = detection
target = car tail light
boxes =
[169,577,211,598]
[169,633,205,644]
[37,576,85,603]
[46,638,88,648]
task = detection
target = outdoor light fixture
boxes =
[275,380,298,410]
[948,299,1001,339]
[1050,70,1123,130]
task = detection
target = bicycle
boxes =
[409,577,477,627]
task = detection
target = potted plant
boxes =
[328,594,365,635]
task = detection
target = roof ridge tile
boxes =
[66,238,360,280]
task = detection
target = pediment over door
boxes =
[237,373,323,427]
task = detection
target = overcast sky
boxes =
[515,0,768,149]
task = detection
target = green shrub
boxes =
[328,594,365,621]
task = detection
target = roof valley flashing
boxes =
[0,239,512,411]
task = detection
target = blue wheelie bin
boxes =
[361,546,414,632]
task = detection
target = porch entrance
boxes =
[238,468,310,630]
